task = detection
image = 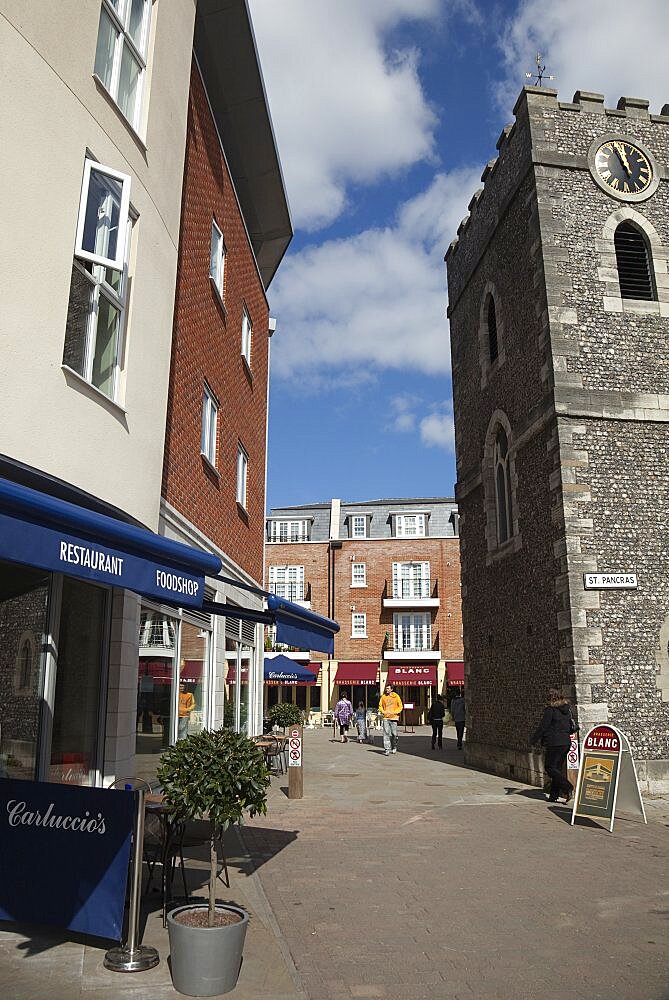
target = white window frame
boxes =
[210,219,226,299]
[394,513,426,538]
[269,565,305,602]
[393,612,431,651]
[94,0,151,132]
[351,515,367,539]
[268,520,309,543]
[351,563,367,587]
[351,612,367,638]
[392,562,430,599]
[241,306,252,367]
[236,444,248,509]
[74,160,131,271]
[201,385,218,466]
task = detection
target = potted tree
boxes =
[268,701,303,733]
[158,728,270,996]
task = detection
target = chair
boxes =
[107,777,188,928]
[322,711,334,728]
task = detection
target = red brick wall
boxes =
[265,537,463,663]
[163,60,269,584]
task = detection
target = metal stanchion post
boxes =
[105,788,160,973]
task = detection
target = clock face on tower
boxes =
[592,138,654,199]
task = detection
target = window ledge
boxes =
[621,298,661,316]
[486,532,523,565]
[237,501,249,523]
[200,453,220,479]
[92,74,148,154]
[350,584,368,589]
[242,355,253,382]
[350,635,368,640]
[62,366,128,415]
[210,276,227,317]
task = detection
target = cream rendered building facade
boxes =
[0,0,197,786]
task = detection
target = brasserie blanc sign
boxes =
[0,778,134,940]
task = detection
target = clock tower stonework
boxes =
[446,86,669,791]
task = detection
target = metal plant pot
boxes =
[167,904,248,996]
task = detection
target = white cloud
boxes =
[268,166,482,382]
[389,394,419,432]
[420,405,455,450]
[497,0,669,116]
[249,0,443,230]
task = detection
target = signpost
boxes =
[402,702,415,733]
[571,724,646,832]
[288,726,303,799]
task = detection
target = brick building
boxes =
[446,85,669,791]
[265,498,464,723]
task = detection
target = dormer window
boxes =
[394,513,426,538]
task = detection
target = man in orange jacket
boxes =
[378,683,403,756]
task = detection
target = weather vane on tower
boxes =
[525,52,554,87]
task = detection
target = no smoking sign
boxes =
[288,734,302,767]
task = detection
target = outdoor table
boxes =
[143,794,188,926]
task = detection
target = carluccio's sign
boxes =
[571,724,647,833]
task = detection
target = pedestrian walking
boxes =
[334,691,354,743]
[355,701,367,744]
[530,688,576,803]
[450,689,466,749]
[378,683,403,756]
[428,694,446,750]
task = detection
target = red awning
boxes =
[387,665,436,686]
[308,662,322,680]
[181,659,204,681]
[446,661,464,684]
[226,664,249,684]
[334,662,378,686]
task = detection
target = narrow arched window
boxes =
[494,427,512,544]
[487,295,498,362]
[614,222,655,301]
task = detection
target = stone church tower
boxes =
[446,86,669,791]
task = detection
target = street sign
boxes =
[567,733,579,771]
[583,573,637,590]
[288,726,303,799]
[571,724,646,832]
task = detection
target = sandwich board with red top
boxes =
[571,723,646,832]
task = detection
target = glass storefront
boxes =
[0,559,108,786]
[135,607,212,784]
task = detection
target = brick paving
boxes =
[242,725,669,1000]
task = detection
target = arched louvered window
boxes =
[614,222,655,301]
[493,427,513,545]
[487,295,499,362]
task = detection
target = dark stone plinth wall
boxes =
[447,86,669,790]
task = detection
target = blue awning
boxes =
[0,478,221,608]
[264,655,318,684]
[202,588,339,656]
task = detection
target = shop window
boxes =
[295,686,307,710]
[94,0,152,132]
[0,565,49,780]
[49,578,108,786]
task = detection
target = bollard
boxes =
[287,726,303,799]
[104,787,160,972]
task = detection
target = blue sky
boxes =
[248,0,668,509]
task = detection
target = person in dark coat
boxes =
[427,694,446,750]
[530,689,575,803]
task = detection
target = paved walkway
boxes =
[1,726,668,999]
[242,725,669,1000]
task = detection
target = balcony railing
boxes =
[267,582,311,603]
[384,578,437,600]
[384,629,440,653]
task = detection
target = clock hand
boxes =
[614,142,632,177]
